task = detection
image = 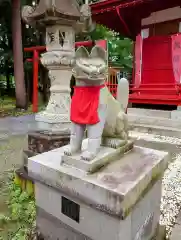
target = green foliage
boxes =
[0,0,13,76]
[0,173,36,239]
[91,25,133,71]
[0,0,45,75]
[108,37,133,71]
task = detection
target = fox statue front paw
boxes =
[64,146,73,156]
[103,138,127,149]
[64,146,80,156]
[81,151,96,161]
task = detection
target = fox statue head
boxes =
[72,45,108,81]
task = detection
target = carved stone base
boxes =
[62,139,134,173]
[28,131,70,154]
[35,79,71,133]
[17,132,70,194]
[20,131,70,177]
[35,112,70,134]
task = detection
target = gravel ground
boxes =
[0,135,29,239]
[0,135,27,173]
[129,131,181,145]
[0,135,28,199]
[161,153,181,238]
[0,115,35,208]
[0,115,36,173]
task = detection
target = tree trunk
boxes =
[12,0,27,109]
[25,68,33,104]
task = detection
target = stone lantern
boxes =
[22,0,94,134]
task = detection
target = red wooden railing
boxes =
[107,68,118,96]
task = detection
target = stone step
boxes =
[130,131,181,154]
[129,123,181,138]
[128,108,171,119]
[128,114,181,129]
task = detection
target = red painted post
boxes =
[32,50,39,113]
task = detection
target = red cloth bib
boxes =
[71,85,105,125]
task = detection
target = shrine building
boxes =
[90,0,181,109]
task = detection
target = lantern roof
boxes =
[90,0,181,39]
[22,0,81,25]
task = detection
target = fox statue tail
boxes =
[116,77,129,112]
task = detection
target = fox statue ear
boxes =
[90,45,107,61]
[75,46,89,59]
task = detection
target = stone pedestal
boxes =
[23,131,70,169]
[28,140,169,240]
[28,131,70,154]
[17,131,70,195]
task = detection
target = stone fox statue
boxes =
[64,45,129,161]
